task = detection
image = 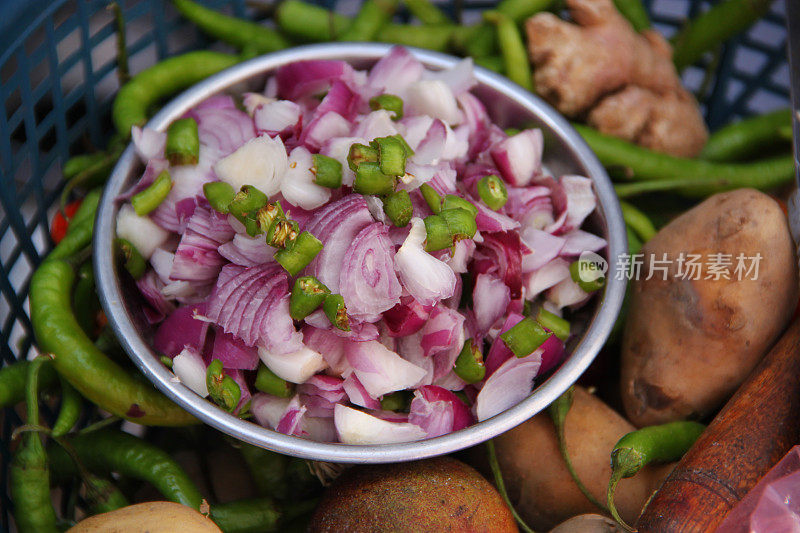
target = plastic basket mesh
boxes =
[0,0,790,529]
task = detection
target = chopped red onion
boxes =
[525,257,571,298]
[276,59,356,100]
[275,395,306,436]
[252,393,291,429]
[281,146,332,210]
[406,80,462,125]
[193,106,256,163]
[477,231,523,299]
[394,218,457,306]
[172,347,209,397]
[250,98,302,138]
[473,273,511,334]
[345,340,427,397]
[303,325,349,375]
[301,111,351,151]
[334,404,426,445]
[409,385,473,438]
[258,345,327,384]
[153,303,210,358]
[423,58,477,96]
[132,126,166,163]
[383,296,433,337]
[342,373,381,410]
[490,129,543,187]
[520,227,565,273]
[368,46,424,95]
[170,205,234,283]
[560,229,607,256]
[475,202,520,233]
[212,331,259,370]
[339,222,402,322]
[484,312,524,377]
[214,135,288,195]
[353,110,399,141]
[547,277,590,309]
[475,348,542,422]
[217,233,275,267]
[135,270,175,324]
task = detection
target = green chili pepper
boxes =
[83,473,130,514]
[574,125,796,197]
[60,149,121,210]
[496,0,554,23]
[229,185,268,219]
[47,429,203,508]
[207,359,241,413]
[608,421,706,531]
[63,152,109,181]
[474,55,505,74]
[379,23,455,52]
[353,161,396,196]
[10,356,59,533]
[440,207,477,241]
[275,231,324,276]
[257,202,286,235]
[113,51,239,137]
[442,195,478,216]
[48,189,102,262]
[289,276,331,320]
[535,308,570,342]
[483,11,533,91]
[500,317,552,357]
[266,218,299,248]
[402,0,450,24]
[312,154,343,188]
[348,143,379,171]
[423,214,452,251]
[255,365,295,398]
[547,387,607,511]
[165,118,200,166]
[419,183,442,214]
[212,497,319,533]
[323,294,350,331]
[369,94,404,120]
[453,339,486,384]
[619,201,657,243]
[613,178,728,198]
[371,136,407,177]
[0,359,58,409]
[392,134,415,157]
[30,259,196,425]
[569,260,606,293]
[383,190,413,227]
[477,175,508,211]
[450,23,498,59]
[613,0,650,32]
[237,443,290,498]
[51,375,82,437]
[275,0,351,42]
[172,0,289,54]
[380,390,412,412]
[131,169,172,215]
[204,181,237,213]
[109,1,129,85]
[115,238,146,280]
[339,0,399,41]
[671,0,773,71]
[700,109,792,162]
[73,261,99,337]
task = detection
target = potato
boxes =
[484,387,672,530]
[621,189,797,426]
[67,501,221,533]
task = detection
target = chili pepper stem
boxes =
[11,423,53,441]
[607,469,636,532]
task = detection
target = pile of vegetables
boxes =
[2,0,797,531]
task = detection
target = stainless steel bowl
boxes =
[95,43,626,463]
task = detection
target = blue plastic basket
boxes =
[0,0,790,529]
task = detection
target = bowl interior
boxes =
[94,43,626,463]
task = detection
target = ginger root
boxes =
[525,0,708,157]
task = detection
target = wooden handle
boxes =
[636,317,800,532]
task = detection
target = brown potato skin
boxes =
[308,456,518,533]
[67,501,221,533]
[621,189,797,427]
[487,387,672,530]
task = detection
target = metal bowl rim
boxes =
[94,42,627,463]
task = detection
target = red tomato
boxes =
[50,199,83,244]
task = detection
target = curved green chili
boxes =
[83,473,130,514]
[73,261,99,337]
[574,124,795,197]
[0,359,58,409]
[496,0,553,23]
[48,429,204,508]
[700,109,793,162]
[483,11,533,91]
[112,51,239,137]
[30,259,196,425]
[547,386,607,511]
[402,0,450,24]
[450,23,497,59]
[11,357,59,533]
[338,0,399,41]
[210,497,283,533]
[60,148,121,209]
[49,189,102,262]
[619,201,657,243]
[275,0,350,42]
[671,0,774,71]
[51,375,82,437]
[607,421,705,531]
[172,0,289,54]
[614,178,728,198]
[379,23,455,52]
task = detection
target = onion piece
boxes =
[302,326,348,374]
[477,231,523,300]
[217,233,275,267]
[316,80,361,120]
[192,106,256,164]
[342,373,381,410]
[276,395,307,436]
[319,136,368,187]
[258,345,327,384]
[212,332,259,370]
[490,129,543,186]
[132,126,166,163]
[345,340,427,397]
[383,296,433,337]
[368,46,424,95]
[474,202,520,233]
[136,270,175,323]
[214,135,288,196]
[560,229,607,256]
[422,58,477,96]
[408,385,473,438]
[394,218,457,306]
[334,404,426,445]
[520,228,565,273]
[547,277,590,309]
[525,257,572,298]
[116,204,169,260]
[251,99,302,137]
[301,111,351,151]
[276,59,356,100]
[252,393,291,429]
[354,110,399,141]
[170,205,234,283]
[339,223,402,322]
[484,312,524,377]
[420,304,465,359]
[405,80,462,125]
[281,146,331,210]
[172,347,209,397]
[473,273,510,334]
[475,348,542,422]
[559,175,596,232]
[153,304,210,358]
